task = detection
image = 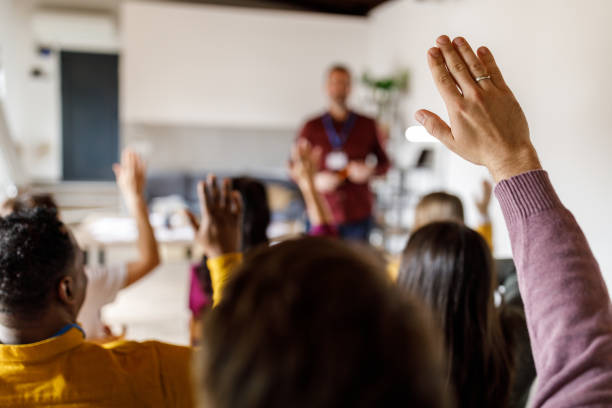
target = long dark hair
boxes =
[231,177,270,251]
[398,221,513,408]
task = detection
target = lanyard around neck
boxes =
[322,112,356,150]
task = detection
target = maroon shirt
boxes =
[298,111,390,224]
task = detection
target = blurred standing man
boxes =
[297,65,390,241]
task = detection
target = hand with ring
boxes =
[415,35,541,182]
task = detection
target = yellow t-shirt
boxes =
[0,327,194,407]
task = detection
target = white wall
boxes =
[5,0,612,283]
[121,2,369,128]
[368,0,612,283]
[2,0,120,182]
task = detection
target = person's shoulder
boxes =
[102,339,191,356]
[302,112,326,128]
[76,339,193,405]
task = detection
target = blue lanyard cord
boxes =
[52,323,86,338]
[322,112,357,150]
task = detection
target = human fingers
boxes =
[427,46,462,104]
[231,191,243,216]
[310,146,323,170]
[120,149,129,166]
[184,209,200,231]
[415,110,455,148]
[452,37,494,91]
[112,163,121,180]
[207,174,220,209]
[477,46,509,90]
[436,35,476,94]
[197,180,211,217]
[221,178,232,210]
[133,153,146,181]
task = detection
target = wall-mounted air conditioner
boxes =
[31,8,119,52]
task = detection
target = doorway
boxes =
[61,51,118,181]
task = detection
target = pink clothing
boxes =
[189,264,212,317]
[309,224,339,237]
[496,170,612,407]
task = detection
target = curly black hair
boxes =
[0,208,75,314]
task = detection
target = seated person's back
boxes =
[0,209,193,407]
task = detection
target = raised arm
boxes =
[371,122,391,176]
[418,35,612,406]
[113,149,160,287]
[289,139,336,234]
[186,175,243,306]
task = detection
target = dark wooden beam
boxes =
[163,0,390,16]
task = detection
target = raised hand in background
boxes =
[290,139,335,229]
[113,149,160,287]
[186,175,243,258]
[113,149,147,214]
[475,179,493,218]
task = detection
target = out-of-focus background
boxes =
[0,0,611,344]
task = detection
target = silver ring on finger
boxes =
[475,75,492,83]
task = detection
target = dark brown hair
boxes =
[231,177,270,251]
[398,222,513,408]
[200,237,450,408]
[1,193,59,215]
[328,63,351,78]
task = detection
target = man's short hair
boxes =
[200,237,449,408]
[0,208,75,314]
[328,63,351,78]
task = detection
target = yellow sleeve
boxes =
[476,222,493,250]
[207,253,243,306]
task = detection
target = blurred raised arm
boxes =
[114,149,160,287]
[289,139,336,232]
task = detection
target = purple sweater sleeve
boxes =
[495,170,612,407]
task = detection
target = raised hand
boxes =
[186,175,243,258]
[289,139,335,228]
[475,179,493,217]
[113,149,147,214]
[314,171,342,193]
[416,35,541,182]
[347,161,375,184]
[289,139,322,189]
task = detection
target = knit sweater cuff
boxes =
[494,170,563,223]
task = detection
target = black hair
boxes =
[399,222,513,408]
[231,177,270,250]
[0,208,75,314]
